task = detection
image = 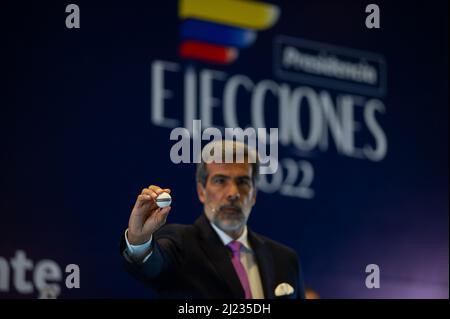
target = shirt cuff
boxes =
[124,229,153,263]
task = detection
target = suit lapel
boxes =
[249,231,276,299]
[194,214,245,298]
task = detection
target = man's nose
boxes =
[226,183,240,202]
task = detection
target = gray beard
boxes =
[213,213,247,232]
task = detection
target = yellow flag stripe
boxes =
[179,0,279,30]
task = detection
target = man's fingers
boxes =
[148,185,162,192]
[159,206,171,216]
[135,194,154,209]
[136,186,171,209]
[158,207,171,224]
[148,185,170,196]
[137,194,151,202]
[141,188,158,199]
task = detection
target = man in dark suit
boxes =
[120,140,305,299]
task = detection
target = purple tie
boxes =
[227,241,253,299]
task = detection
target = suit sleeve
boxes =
[119,225,185,287]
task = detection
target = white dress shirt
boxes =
[124,224,265,299]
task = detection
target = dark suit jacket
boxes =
[120,214,305,299]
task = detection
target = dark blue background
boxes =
[2,0,448,298]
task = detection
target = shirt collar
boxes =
[210,222,252,252]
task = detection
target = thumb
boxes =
[159,206,171,219]
[156,206,171,225]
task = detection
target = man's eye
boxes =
[214,178,225,184]
[237,179,251,186]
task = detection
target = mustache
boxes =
[218,204,243,214]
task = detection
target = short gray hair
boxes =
[196,140,260,187]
